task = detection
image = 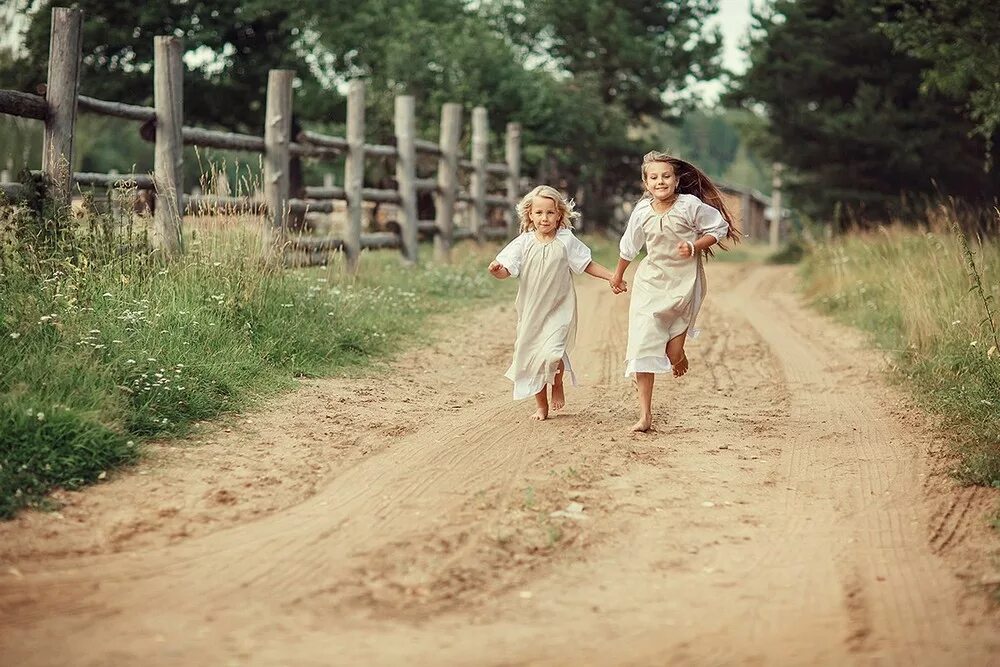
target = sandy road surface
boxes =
[1,262,998,666]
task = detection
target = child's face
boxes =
[529,196,561,235]
[643,161,677,201]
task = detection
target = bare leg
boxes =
[632,372,654,432]
[667,331,689,377]
[551,360,566,411]
[532,386,549,421]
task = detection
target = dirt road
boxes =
[1,262,998,666]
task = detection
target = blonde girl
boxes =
[610,151,740,432]
[489,185,625,421]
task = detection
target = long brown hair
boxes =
[641,150,742,245]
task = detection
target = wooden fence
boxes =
[0,7,522,270]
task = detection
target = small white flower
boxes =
[36,412,45,421]
[9,332,20,339]
[126,359,136,364]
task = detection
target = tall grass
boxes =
[0,180,511,518]
[800,206,1000,486]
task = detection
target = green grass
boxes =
[0,188,513,518]
[799,220,1000,487]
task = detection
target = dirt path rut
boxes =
[1,263,997,665]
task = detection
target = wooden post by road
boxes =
[41,7,83,207]
[344,80,365,273]
[505,122,521,238]
[434,102,462,262]
[263,69,294,254]
[152,35,184,256]
[770,162,783,249]
[394,95,419,264]
[470,107,488,243]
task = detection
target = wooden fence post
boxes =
[263,69,294,253]
[153,36,184,256]
[41,7,83,207]
[770,162,783,249]
[434,102,462,262]
[470,106,488,243]
[505,121,521,238]
[394,95,418,264]
[344,79,365,273]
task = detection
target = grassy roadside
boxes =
[0,192,513,518]
[798,221,999,486]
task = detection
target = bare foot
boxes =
[672,354,689,378]
[631,415,652,432]
[551,382,565,411]
[532,407,549,421]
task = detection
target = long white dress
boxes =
[619,194,729,377]
[495,228,593,399]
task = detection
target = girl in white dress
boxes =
[489,185,625,421]
[610,151,740,432]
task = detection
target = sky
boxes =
[696,0,756,104]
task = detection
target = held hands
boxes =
[488,260,510,279]
[677,240,696,259]
[609,276,628,294]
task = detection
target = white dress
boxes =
[495,228,593,399]
[619,194,729,377]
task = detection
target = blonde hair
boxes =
[516,185,581,233]
[640,150,742,245]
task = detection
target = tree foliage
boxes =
[878,1,1000,155]
[734,0,999,222]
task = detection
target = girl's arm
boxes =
[488,260,510,279]
[676,234,719,258]
[611,258,630,291]
[584,261,627,293]
[612,199,648,290]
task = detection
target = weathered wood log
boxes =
[0,90,47,120]
[303,185,347,200]
[183,194,266,215]
[395,95,419,263]
[153,35,184,257]
[264,69,294,250]
[77,94,154,121]
[288,198,336,214]
[363,188,402,204]
[505,122,521,237]
[361,231,401,249]
[297,129,348,150]
[434,102,462,262]
[365,143,398,158]
[288,142,342,159]
[470,107,488,243]
[413,138,442,157]
[42,7,83,206]
[344,79,365,273]
[74,171,155,189]
[414,177,437,192]
[182,127,264,152]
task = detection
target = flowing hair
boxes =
[516,184,581,233]
[640,150,742,246]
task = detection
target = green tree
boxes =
[734,0,999,222]
[489,0,726,216]
[2,1,333,132]
[878,1,1000,158]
